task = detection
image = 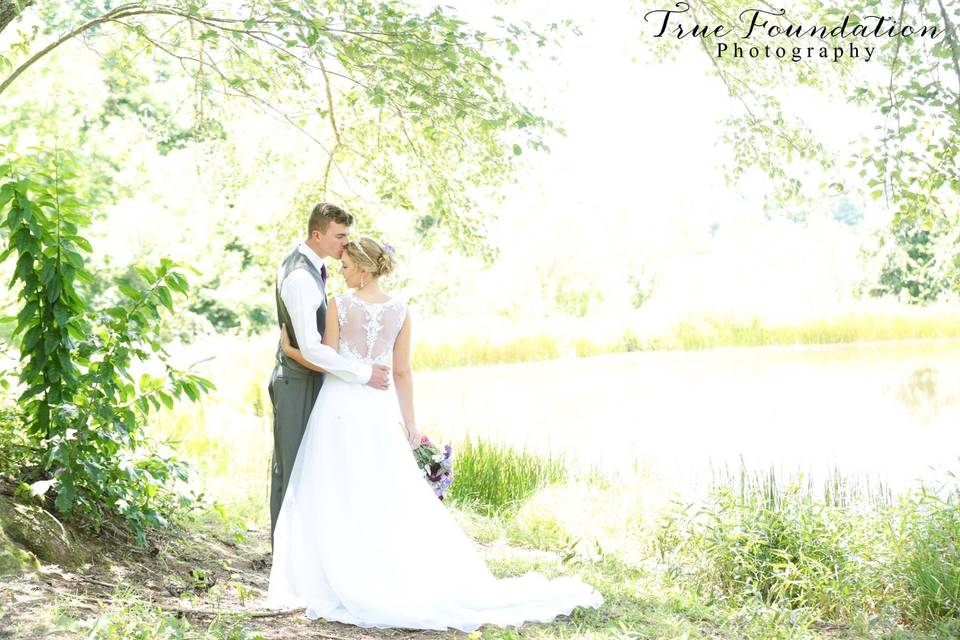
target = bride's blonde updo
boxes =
[344,238,396,277]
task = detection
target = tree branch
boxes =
[935,0,960,116]
[319,59,342,198]
[0,3,152,96]
[882,0,909,206]
[688,4,771,158]
[0,0,34,36]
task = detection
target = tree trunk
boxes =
[0,1,34,36]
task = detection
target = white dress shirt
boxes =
[279,242,372,384]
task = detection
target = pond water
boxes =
[415,338,960,492]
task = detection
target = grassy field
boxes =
[9,306,957,638]
[139,350,960,639]
[8,447,960,639]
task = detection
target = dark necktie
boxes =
[320,263,327,286]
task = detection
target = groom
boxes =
[269,202,391,544]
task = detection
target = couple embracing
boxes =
[266,203,602,631]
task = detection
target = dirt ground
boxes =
[0,523,475,640]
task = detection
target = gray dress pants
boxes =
[268,363,324,547]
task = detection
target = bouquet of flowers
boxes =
[413,435,454,500]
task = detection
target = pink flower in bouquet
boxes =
[413,435,454,500]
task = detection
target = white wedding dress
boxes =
[267,292,603,631]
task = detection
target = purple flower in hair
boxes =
[384,243,395,255]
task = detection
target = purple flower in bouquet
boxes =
[412,435,454,500]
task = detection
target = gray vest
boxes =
[275,247,326,376]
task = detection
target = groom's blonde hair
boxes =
[308,203,353,235]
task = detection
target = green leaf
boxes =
[63,249,84,269]
[139,373,156,392]
[168,272,190,293]
[46,279,61,302]
[22,324,42,352]
[192,375,216,391]
[39,260,55,285]
[67,323,86,341]
[182,383,199,402]
[16,299,39,325]
[42,332,58,355]
[156,286,174,312]
[19,383,46,402]
[52,303,70,327]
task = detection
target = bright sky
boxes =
[410,0,886,325]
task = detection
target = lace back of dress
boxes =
[335,293,407,365]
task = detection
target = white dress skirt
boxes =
[267,294,603,631]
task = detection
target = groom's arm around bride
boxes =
[279,264,390,385]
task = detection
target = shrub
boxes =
[0,149,212,542]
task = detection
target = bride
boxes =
[267,238,603,631]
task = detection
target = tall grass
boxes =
[711,464,895,509]
[447,437,568,515]
[669,309,960,350]
[657,467,893,623]
[708,483,884,619]
[415,305,960,369]
[656,465,960,629]
[898,484,960,626]
[412,334,561,370]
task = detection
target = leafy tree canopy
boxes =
[636,0,960,301]
[1,0,569,258]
